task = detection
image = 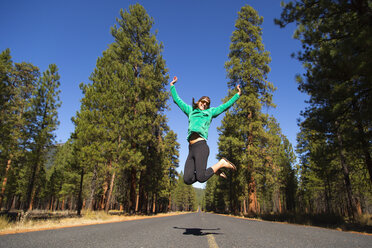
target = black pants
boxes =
[184,140,214,185]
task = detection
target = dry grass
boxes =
[0,216,10,230]
[0,211,189,235]
[356,213,372,226]
[80,210,112,220]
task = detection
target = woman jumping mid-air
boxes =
[170,76,241,185]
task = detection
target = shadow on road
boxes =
[173,227,223,236]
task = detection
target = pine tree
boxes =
[279,135,297,212]
[72,79,107,211]
[25,64,61,211]
[160,130,179,212]
[0,49,13,208]
[217,5,276,215]
[111,4,169,213]
[276,0,372,217]
[172,173,197,211]
[46,141,78,211]
[0,50,40,209]
[0,49,12,137]
[73,4,171,213]
[205,175,218,212]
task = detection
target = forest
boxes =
[1,1,371,224]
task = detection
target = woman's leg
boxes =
[194,141,214,183]
[183,147,196,185]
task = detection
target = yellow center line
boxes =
[207,234,219,248]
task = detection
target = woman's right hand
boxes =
[170,76,178,86]
[237,84,241,95]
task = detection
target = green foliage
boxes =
[5,61,41,208]
[0,49,61,210]
[172,173,197,211]
[0,49,13,163]
[72,4,179,213]
[277,0,372,216]
[1,56,40,168]
[204,176,215,212]
[24,63,61,210]
[46,141,79,206]
[206,5,297,215]
[194,187,205,210]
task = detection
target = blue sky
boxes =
[1,0,307,188]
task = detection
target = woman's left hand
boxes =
[237,84,241,95]
[170,76,178,86]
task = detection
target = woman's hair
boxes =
[192,96,211,109]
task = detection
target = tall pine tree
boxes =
[276,0,372,217]
[73,4,173,213]
[217,5,276,215]
[25,64,61,210]
[0,49,41,209]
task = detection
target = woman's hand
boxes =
[237,84,241,95]
[170,76,178,86]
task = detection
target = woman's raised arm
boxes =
[211,85,241,117]
[170,76,192,115]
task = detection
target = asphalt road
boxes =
[1,211,371,248]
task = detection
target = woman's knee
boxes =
[184,175,195,185]
[195,167,214,183]
[195,174,208,183]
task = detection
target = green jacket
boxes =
[170,85,240,141]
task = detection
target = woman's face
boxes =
[198,99,210,110]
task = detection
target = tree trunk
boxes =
[55,198,59,211]
[70,195,74,211]
[274,189,282,214]
[130,168,137,213]
[355,198,362,216]
[351,100,372,184]
[243,197,247,215]
[147,197,151,213]
[152,194,156,213]
[325,178,332,214]
[278,194,282,214]
[49,196,54,211]
[27,158,41,211]
[77,168,84,216]
[88,164,98,211]
[246,129,258,215]
[105,171,116,213]
[168,193,171,212]
[138,171,145,213]
[229,175,236,214]
[135,194,139,212]
[248,180,258,215]
[0,158,12,208]
[11,195,16,210]
[100,185,108,210]
[356,120,372,185]
[336,128,358,218]
[101,163,111,210]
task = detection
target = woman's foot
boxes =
[211,158,237,175]
[216,170,227,179]
[220,157,237,170]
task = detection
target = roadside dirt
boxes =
[0,212,190,235]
